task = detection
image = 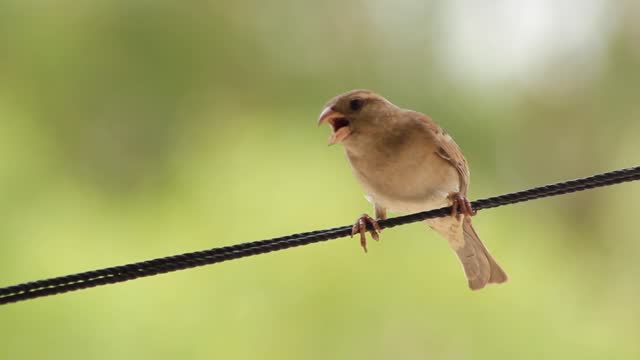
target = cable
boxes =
[1,166,639,306]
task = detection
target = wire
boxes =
[1,166,639,306]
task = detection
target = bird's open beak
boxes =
[318,106,351,145]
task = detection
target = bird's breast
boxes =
[346,140,460,214]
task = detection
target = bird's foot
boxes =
[449,193,477,221]
[351,214,382,253]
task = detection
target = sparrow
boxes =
[318,89,507,290]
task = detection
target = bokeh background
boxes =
[1,1,639,359]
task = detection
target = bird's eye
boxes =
[349,98,364,111]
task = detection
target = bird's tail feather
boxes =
[426,218,507,290]
[459,220,508,290]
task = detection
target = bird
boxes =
[317,89,507,290]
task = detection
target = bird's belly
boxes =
[353,153,460,214]
[371,190,451,214]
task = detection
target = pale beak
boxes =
[317,106,351,145]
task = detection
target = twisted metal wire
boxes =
[1,166,639,306]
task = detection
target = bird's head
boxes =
[317,89,397,145]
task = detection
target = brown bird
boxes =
[318,89,507,290]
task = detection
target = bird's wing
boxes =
[409,111,470,195]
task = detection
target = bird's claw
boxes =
[351,214,382,253]
[449,193,477,221]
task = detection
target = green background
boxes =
[1,1,639,359]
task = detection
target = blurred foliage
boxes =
[1,1,639,359]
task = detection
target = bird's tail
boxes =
[426,218,508,290]
[458,220,508,290]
